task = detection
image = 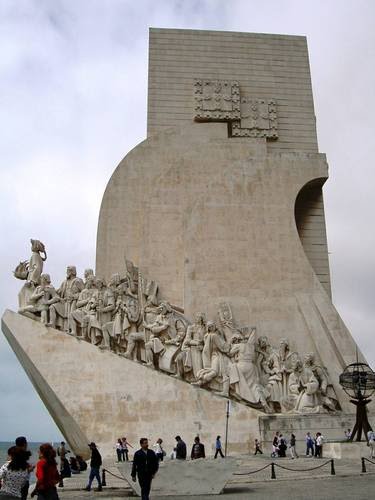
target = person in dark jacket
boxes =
[84,442,102,492]
[174,436,187,460]
[131,438,159,500]
[191,436,205,460]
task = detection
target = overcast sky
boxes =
[0,0,374,442]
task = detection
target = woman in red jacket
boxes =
[32,444,60,500]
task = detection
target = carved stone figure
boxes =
[19,273,59,324]
[193,321,231,395]
[27,239,47,285]
[282,352,303,412]
[83,268,95,286]
[49,266,84,331]
[91,277,115,349]
[158,307,187,374]
[143,303,170,368]
[68,276,96,337]
[217,302,237,343]
[175,312,206,380]
[228,330,271,411]
[266,338,295,412]
[256,335,272,387]
[14,239,47,309]
[294,353,337,413]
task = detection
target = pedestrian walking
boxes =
[254,439,263,455]
[314,433,324,458]
[305,432,314,457]
[84,442,102,492]
[153,438,165,462]
[121,437,133,461]
[214,436,224,458]
[115,439,123,462]
[191,436,205,460]
[271,432,279,457]
[0,446,30,500]
[33,443,60,500]
[367,430,375,458]
[131,438,159,500]
[289,434,298,459]
[174,436,187,460]
[345,428,351,440]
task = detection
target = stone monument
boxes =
[1,28,370,458]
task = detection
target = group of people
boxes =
[130,435,221,500]
[15,240,338,416]
[268,431,324,459]
[114,438,132,462]
[0,437,60,500]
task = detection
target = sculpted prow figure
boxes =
[14,239,47,308]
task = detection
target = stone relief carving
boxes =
[193,79,278,140]
[194,79,240,121]
[232,99,278,139]
[13,240,339,415]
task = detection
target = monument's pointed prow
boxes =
[2,310,90,457]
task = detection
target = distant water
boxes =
[0,441,52,484]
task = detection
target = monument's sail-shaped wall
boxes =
[2,29,368,457]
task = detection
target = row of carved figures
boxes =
[14,239,339,415]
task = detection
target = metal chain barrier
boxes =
[234,459,335,480]
[233,463,273,476]
[361,457,375,473]
[102,468,128,483]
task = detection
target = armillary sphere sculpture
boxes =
[339,362,375,442]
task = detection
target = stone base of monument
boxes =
[323,441,370,459]
[259,413,357,450]
[117,458,238,496]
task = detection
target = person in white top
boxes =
[115,439,123,462]
[0,446,30,499]
[367,430,375,459]
[314,433,324,458]
[153,438,165,462]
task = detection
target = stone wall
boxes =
[148,28,319,153]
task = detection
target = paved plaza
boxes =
[57,455,375,499]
